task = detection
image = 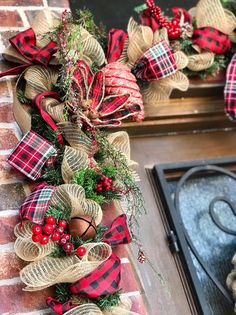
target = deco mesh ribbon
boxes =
[224,54,236,120]
[7,130,57,181]
[19,242,112,291]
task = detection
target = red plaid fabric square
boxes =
[20,182,55,224]
[132,40,177,81]
[7,130,57,181]
[70,253,121,298]
[224,54,236,120]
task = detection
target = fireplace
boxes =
[152,158,236,315]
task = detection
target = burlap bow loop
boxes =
[14,221,56,262]
[132,40,178,81]
[50,184,103,224]
[19,242,112,291]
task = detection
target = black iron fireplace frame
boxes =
[152,157,236,315]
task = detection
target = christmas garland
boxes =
[1,0,236,314]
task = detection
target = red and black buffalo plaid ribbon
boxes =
[70,215,131,298]
[132,40,177,81]
[224,54,236,120]
[7,130,57,181]
[102,214,132,246]
[192,27,231,54]
[46,297,78,315]
[70,253,121,298]
[107,29,128,63]
[0,28,57,78]
[20,182,55,224]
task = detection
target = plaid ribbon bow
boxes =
[7,130,57,181]
[0,28,57,78]
[192,27,231,54]
[20,182,55,224]
[70,214,132,298]
[132,40,177,81]
[107,29,128,63]
[224,54,236,120]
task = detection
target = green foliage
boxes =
[30,109,65,186]
[55,283,71,303]
[17,89,32,105]
[46,205,71,222]
[73,166,121,205]
[50,243,66,258]
[91,290,122,310]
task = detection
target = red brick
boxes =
[0,251,26,280]
[0,10,23,27]
[0,81,10,98]
[47,0,69,7]
[130,294,148,315]
[25,10,60,25]
[0,30,19,49]
[0,182,25,210]
[0,128,19,150]
[120,262,140,293]
[0,155,24,181]
[0,283,53,313]
[0,215,19,244]
[0,0,43,5]
[0,103,14,122]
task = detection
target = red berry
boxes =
[57,226,64,234]
[76,246,87,257]
[51,231,61,241]
[96,184,103,192]
[58,220,67,228]
[32,225,43,235]
[43,224,54,235]
[40,235,49,245]
[63,242,74,253]
[46,216,56,225]
[51,224,57,230]
[62,233,70,241]
[60,238,67,245]
[32,234,42,243]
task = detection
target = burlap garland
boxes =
[14,221,56,261]
[20,242,112,291]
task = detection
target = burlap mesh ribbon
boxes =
[50,184,103,224]
[14,221,56,261]
[227,254,236,305]
[20,242,112,291]
[187,0,236,71]
[120,18,189,101]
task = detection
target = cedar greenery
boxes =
[73,166,121,205]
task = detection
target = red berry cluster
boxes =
[146,0,181,40]
[31,216,74,253]
[96,176,113,193]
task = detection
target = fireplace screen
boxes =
[152,158,236,315]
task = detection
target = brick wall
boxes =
[0,1,147,314]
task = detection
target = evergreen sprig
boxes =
[55,283,71,303]
[73,166,121,205]
[46,205,71,222]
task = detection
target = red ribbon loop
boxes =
[34,91,64,144]
[224,54,236,120]
[192,27,231,54]
[46,297,77,315]
[102,214,132,246]
[10,28,57,66]
[107,29,128,63]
